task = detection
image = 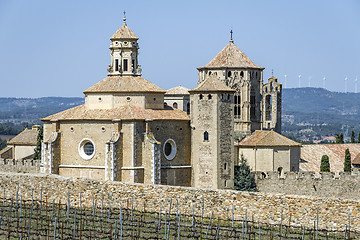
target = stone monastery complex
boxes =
[40,16,301,189]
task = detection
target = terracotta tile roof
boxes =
[353,153,360,165]
[83,76,165,94]
[165,86,190,95]
[189,75,235,93]
[41,104,190,121]
[110,23,138,40]
[7,128,38,145]
[198,41,264,69]
[300,143,360,173]
[0,146,12,156]
[237,130,301,147]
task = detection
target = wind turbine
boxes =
[284,74,287,88]
[355,76,358,93]
[308,76,312,87]
[322,76,326,89]
[298,75,301,88]
[345,76,348,93]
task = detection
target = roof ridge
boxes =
[189,74,235,92]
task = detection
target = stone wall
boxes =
[0,172,358,232]
[255,170,360,200]
[0,159,40,173]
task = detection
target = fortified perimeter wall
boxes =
[0,159,40,173]
[255,171,360,199]
[0,172,359,232]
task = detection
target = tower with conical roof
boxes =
[108,14,141,76]
[197,33,281,139]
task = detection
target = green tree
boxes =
[335,133,344,144]
[33,126,43,160]
[234,155,256,191]
[0,137,6,151]
[320,155,330,172]
[351,131,356,143]
[344,148,352,172]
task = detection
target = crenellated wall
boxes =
[255,170,360,199]
[0,158,40,173]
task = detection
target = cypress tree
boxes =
[234,155,256,191]
[344,148,352,172]
[358,130,360,143]
[320,155,330,172]
[33,126,43,160]
[351,131,356,143]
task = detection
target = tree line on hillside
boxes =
[335,130,360,144]
[0,122,30,135]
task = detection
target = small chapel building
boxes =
[41,16,299,189]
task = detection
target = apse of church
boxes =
[41,16,192,187]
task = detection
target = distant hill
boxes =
[0,97,84,123]
[283,88,360,116]
[282,88,360,142]
[0,88,359,142]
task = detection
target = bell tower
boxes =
[262,76,282,133]
[108,13,142,76]
[189,74,235,190]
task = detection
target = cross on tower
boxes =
[230,30,233,42]
[123,11,126,24]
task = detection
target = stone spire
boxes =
[108,15,141,76]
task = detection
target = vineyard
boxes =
[0,189,358,239]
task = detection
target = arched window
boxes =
[265,95,272,121]
[250,88,256,119]
[173,102,178,109]
[204,131,209,141]
[227,71,231,77]
[186,102,190,114]
[240,71,244,77]
[199,94,203,100]
[278,167,283,178]
[234,93,241,119]
[208,94,212,100]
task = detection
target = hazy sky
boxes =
[0,0,359,97]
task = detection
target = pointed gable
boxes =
[83,76,165,94]
[199,41,263,69]
[165,86,190,95]
[189,74,235,93]
[238,130,301,147]
[8,128,39,146]
[110,23,138,40]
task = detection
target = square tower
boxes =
[189,74,235,189]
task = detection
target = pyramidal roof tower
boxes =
[108,13,141,76]
[196,31,267,139]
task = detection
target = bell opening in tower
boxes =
[123,59,128,71]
